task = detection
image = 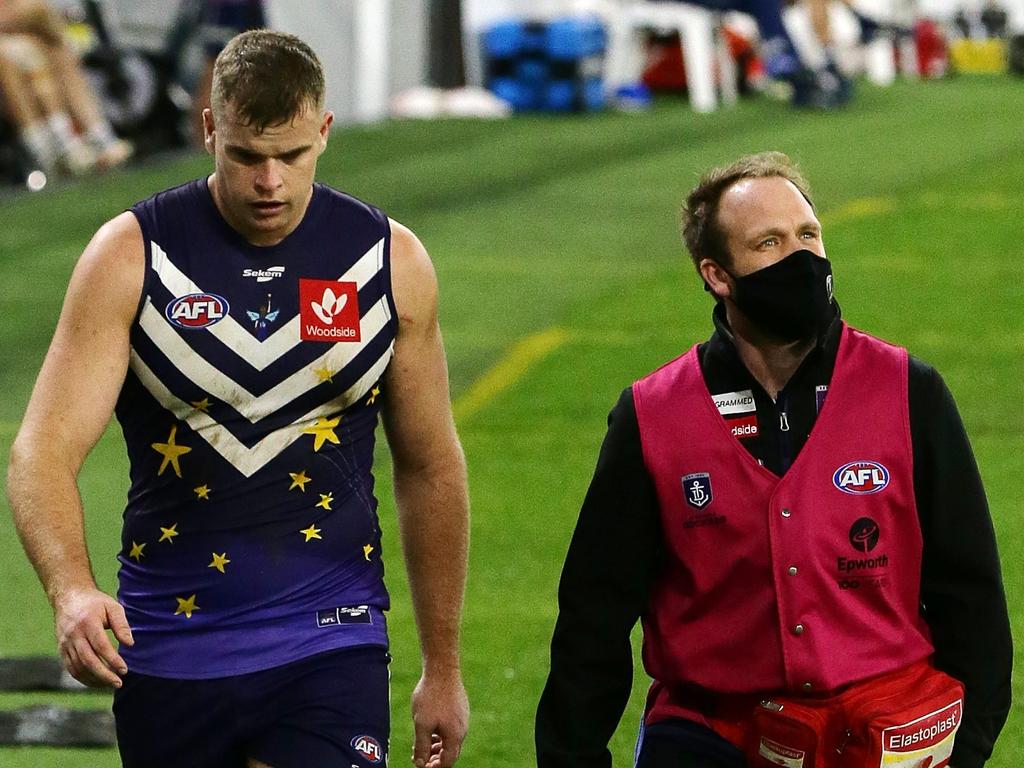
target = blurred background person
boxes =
[0,0,132,174]
[190,0,265,147]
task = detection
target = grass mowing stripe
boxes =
[820,196,897,226]
[453,327,571,423]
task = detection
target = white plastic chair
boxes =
[603,1,737,113]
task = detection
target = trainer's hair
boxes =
[211,30,325,132]
[681,151,814,273]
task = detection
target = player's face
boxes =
[204,102,333,246]
[714,175,827,278]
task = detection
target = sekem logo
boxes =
[299,278,360,342]
[165,293,229,329]
[241,265,285,282]
[833,460,890,495]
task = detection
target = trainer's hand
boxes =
[410,671,469,768]
[53,587,134,688]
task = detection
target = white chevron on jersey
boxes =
[149,238,385,371]
[136,296,392,423]
[129,346,394,477]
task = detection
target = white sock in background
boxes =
[87,121,133,169]
[46,112,96,175]
[20,121,59,172]
[86,121,118,150]
[46,112,77,145]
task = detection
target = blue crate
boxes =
[515,58,550,84]
[544,80,576,111]
[491,77,543,112]
[582,77,606,111]
[484,20,550,58]
[484,15,607,113]
[484,21,526,58]
[543,77,606,112]
[545,17,606,60]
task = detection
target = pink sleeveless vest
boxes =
[633,324,933,707]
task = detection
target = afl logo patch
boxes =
[166,293,229,329]
[351,734,383,763]
[833,461,890,495]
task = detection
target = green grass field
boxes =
[1,76,1022,766]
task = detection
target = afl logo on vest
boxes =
[165,293,229,329]
[299,278,361,342]
[351,734,383,763]
[832,460,890,495]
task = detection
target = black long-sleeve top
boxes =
[536,305,1011,768]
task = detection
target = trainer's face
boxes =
[204,102,332,246]
[700,176,826,296]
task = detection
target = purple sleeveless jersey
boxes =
[115,179,396,678]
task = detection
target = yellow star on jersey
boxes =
[128,541,146,561]
[301,416,341,452]
[151,425,192,478]
[363,544,374,561]
[208,552,231,574]
[300,524,322,542]
[316,492,333,511]
[193,484,211,500]
[366,385,381,405]
[313,365,333,383]
[159,523,179,543]
[190,397,211,413]
[289,470,311,492]
[174,594,199,618]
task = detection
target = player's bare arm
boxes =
[6,211,143,688]
[383,219,470,768]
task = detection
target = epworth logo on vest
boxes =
[299,278,361,342]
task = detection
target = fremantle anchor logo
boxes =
[681,472,713,510]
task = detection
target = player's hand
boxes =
[410,670,469,767]
[53,587,134,688]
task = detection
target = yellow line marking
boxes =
[919,191,1015,211]
[453,326,570,423]
[821,191,1018,227]
[821,196,897,227]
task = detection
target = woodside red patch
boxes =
[728,413,759,440]
[299,279,360,342]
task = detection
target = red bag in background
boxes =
[914,20,949,78]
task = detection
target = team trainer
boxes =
[8,30,469,768]
[536,152,1010,768]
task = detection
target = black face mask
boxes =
[725,249,835,342]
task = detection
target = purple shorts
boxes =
[113,645,389,768]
